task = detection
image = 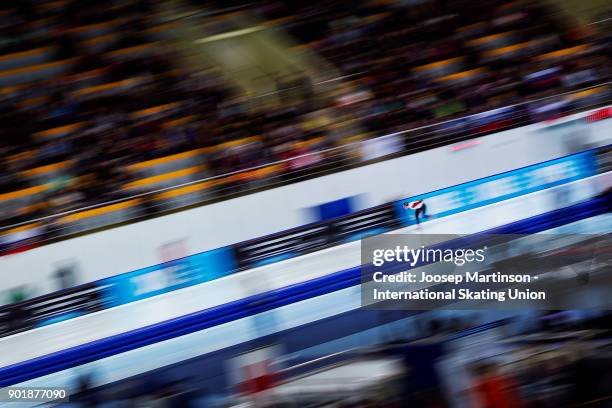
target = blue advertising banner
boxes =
[102,247,236,306]
[395,151,596,226]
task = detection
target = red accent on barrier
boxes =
[241,361,277,394]
[450,139,482,152]
[585,107,612,122]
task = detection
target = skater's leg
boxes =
[421,204,434,220]
[415,207,423,225]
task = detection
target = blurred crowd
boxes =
[1,0,611,231]
[259,0,611,131]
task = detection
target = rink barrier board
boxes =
[0,194,608,386]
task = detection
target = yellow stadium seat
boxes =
[483,42,529,57]
[58,199,142,223]
[467,31,513,46]
[0,184,49,202]
[413,57,463,73]
[130,102,179,119]
[35,123,85,139]
[123,165,206,190]
[435,67,486,82]
[126,149,205,171]
[534,45,589,61]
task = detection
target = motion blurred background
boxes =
[0,0,610,406]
